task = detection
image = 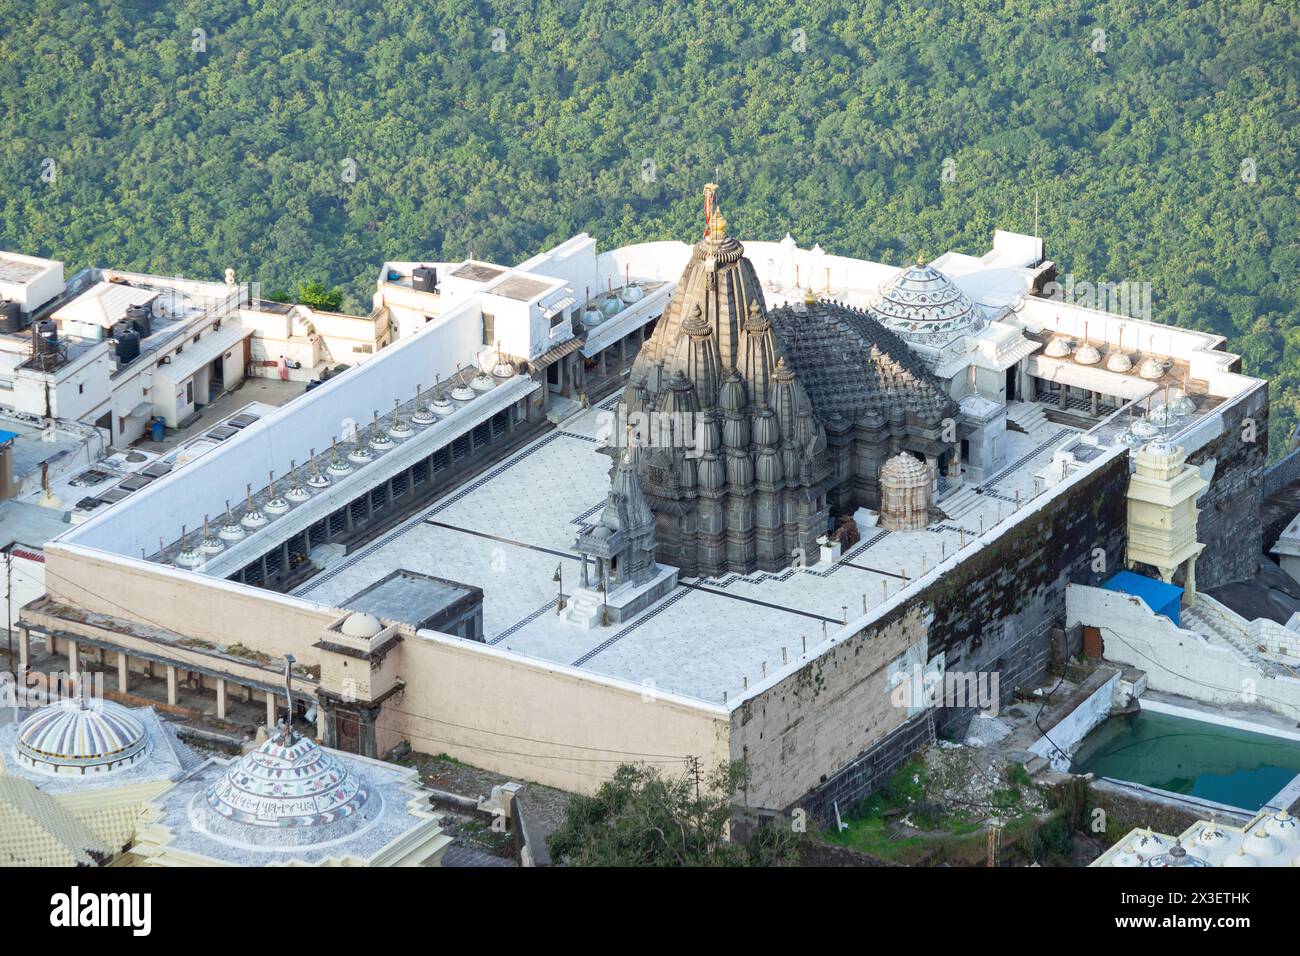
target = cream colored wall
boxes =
[382,632,731,796]
[40,544,729,798]
[728,604,930,810]
[42,544,334,667]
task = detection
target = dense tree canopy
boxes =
[547,761,802,866]
[1,1,1295,447]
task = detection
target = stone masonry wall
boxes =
[1185,386,1269,589]
[738,450,1132,820]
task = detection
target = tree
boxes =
[547,760,803,867]
[296,280,344,312]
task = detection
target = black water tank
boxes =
[412,266,438,293]
[0,300,21,333]
[125,303,152,338]
[35,319,58,354]
[113,327,141,363]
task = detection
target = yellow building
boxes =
[1126,441,1207,598]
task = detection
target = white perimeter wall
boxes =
[1066,584,1300,721]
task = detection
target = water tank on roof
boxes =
[125,303,152,338]
[412,266,438,293]
[115,331,141,363]
[0,299,22,334]
[35,319,58,355]
[112,321,140,363]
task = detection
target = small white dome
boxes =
[1264,809,1299,841]
[1139,357,1166,380]
[1075,344,1102,365]
[1106,351,1133,372]
[341,612,383,638]
[1044,337,1072,358]
[1195,823,1229,845]
[1247,829,1283,858]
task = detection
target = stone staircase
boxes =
[939,485,985,521]
[1182,604,1268,667]
[564,589,605,629]
[1007,402,1050,436]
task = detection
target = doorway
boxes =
[209,357,225,402]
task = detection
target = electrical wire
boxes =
[31,560,694,765]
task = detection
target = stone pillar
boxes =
[67,639,78,688]
[1091,390,1099,416]
[581,554,589,587]
[316,699,326,740]
[1184,557,1198,606]
[166,665,178,706]
[266,690,277,729]
[1058,384,1068,410]
[117,652,129,693]
[216,678,227,720]
[17,625,29,674]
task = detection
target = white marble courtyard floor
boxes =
[295,401,1084,703]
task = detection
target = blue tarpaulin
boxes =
[1102,570,1183,627]
[0,429,18,446]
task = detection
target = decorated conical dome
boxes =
[200,731,375,846]
[868,261,984,346]
[16,697,147,775]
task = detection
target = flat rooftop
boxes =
[342,569,481,630]
[450,262,507,283]
[294,396,1097,704]
[490,275,556,302]
[0,253,51,285]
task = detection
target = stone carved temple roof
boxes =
[770,298,957,424]
[867,261,984,346]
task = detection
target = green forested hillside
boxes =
[1,1,1295,446]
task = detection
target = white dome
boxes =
[1246,829,1283,858]
[867,262,984,347]
[1102,351,1133,374]
[201,733,376,847]
[16,698,147,775]
[1139,357,1166,380]
[1044,337,1072,358]
[1263,810,1299,841]
[1106,351,1133,372]
[1075,344,1102,365]
[1194,822,1229,845]
[1224,846,1258,867]
[1131,830,1166,861]
[341,612,383,638]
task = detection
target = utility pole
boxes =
[686,755,702,799]
[4,544,11,674]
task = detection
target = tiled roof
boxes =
[770,299,957,423]
[0,776,116,866]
